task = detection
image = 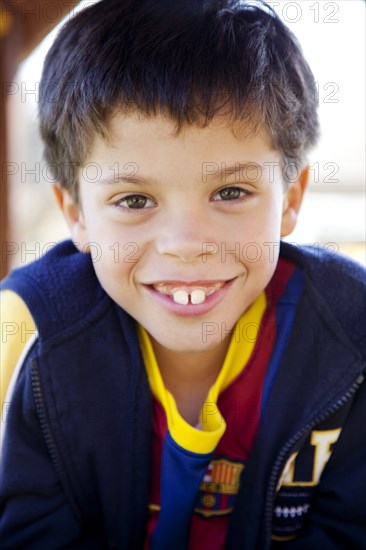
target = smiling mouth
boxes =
[152,281,227,305]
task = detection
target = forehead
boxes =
[85,111,282,179]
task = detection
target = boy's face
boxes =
[60,112,305,354]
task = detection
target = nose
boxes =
[155,208,216,263]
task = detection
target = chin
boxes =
[159,333,226,355]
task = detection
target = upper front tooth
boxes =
[173,289,189,305]
[190,289,206,304]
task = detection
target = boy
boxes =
[1,0,365,548]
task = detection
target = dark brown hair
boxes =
[39,0,319,203]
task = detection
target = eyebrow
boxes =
[206,163,262,181]
[98,174,152,186]
[97,162,263,186]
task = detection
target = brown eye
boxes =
[124,195,147,208]
[219,187,241,200]
[212,186,252,202]
[115,194,155,209]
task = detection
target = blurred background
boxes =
[1,0,365,274]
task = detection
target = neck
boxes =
[150,338,230,425]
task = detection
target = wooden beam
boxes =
[1,0,79,278]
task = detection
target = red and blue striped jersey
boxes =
[139,258,304,549]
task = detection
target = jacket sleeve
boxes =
[0,290,36,417]
[272,379,366,550]
[0,350,100,549]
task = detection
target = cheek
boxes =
[235,212,282,274]
[92,254,133,310]
[82,212,135,258]
[254,198,284,240]
[90,230,146,300]
[233,204,282,251]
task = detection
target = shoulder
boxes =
[280,241,366,355]
[281,241,365,287]
[0,290,36,420]
[0,240,109,341]
[1,239,96,294]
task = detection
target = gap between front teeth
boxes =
[173,289,206,305]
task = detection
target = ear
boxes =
[52,185,90,253]
[280,166,309,237]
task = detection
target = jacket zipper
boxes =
[263,372,365,549]
[30,357,82,523]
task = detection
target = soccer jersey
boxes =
[139,258,304,549]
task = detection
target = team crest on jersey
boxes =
[194,459,244,517]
